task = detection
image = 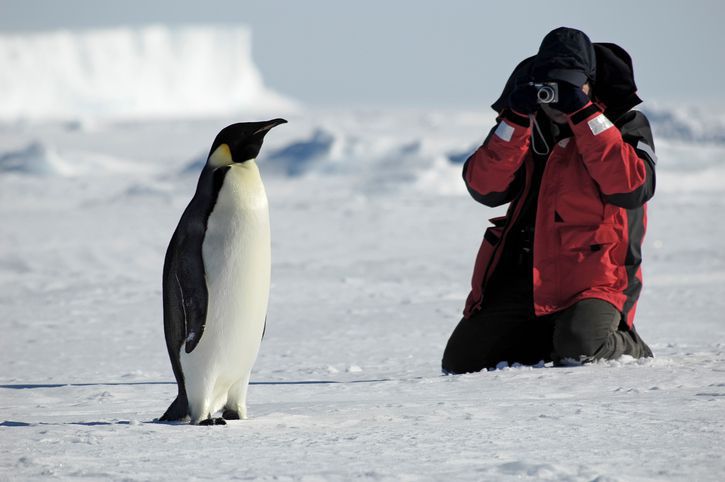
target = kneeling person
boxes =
[442,27,655,373]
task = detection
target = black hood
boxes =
[531,27,596,87]
[492,40,642,120]
[590,43,642,118]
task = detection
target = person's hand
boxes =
[508,84,538,116]
[551,82,590,114]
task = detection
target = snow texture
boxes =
[1,106,723,481]
[1,26,724,482]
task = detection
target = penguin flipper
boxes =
[174,166,232,353]
[173,233,209,354]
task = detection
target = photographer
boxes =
[442,27,656,373]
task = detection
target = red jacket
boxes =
[462,103,656,328]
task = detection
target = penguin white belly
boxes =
[179,161,270,422]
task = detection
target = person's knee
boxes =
[441,353,486,375]
[441,317,491,374]
[552,299,620,360]
[441,336,487,374]
[553,321,602,359]
[441,358,480,375]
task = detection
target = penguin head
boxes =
[207,118,287,168]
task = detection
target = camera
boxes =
[529,82,559,104]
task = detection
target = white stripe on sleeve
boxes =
[587,114,614,136]
[494,120,515,142]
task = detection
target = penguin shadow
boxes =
[0,419,149,428]
[1,382,180,427]
[1,378,398,427]
[0,381,175,390]
[0,379,392,391]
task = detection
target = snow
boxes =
[1,26,724,482]
[0,141,71,176]
[1,106,723,481]
[642,104,725,144]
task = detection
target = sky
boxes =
[1,0,723,109]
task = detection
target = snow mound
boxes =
[262,127,416,180]
[223,126,466,194]
[446,144,477,165]
[264,128,336,176]
[0,142,71,176]
[180,154,208,176]
[0,25,296,121]
[642,105,725,144]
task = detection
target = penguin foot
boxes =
[160,395,189,421]
[222,409,241,420]
[198,417,227,426]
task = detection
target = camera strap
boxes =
[529,114,550,156]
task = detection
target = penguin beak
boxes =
[252,118,288,138]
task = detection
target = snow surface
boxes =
[0,24,724,482]
[1,106,724,481]
[0,25,296,121]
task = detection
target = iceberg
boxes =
[0,25,296,121]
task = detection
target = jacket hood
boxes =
[491,42,642,120]
[531,27,596,87]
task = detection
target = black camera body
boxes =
[529,82,559,104]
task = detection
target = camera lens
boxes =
[537,86,556,103]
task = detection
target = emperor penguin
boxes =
[159,118,287,425]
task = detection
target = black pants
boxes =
[442,297,653,374]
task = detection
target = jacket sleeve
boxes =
[462,110,531,207]
[567,103,656,209]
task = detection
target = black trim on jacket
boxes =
[621,206,645,328]
[603,111,657,209]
